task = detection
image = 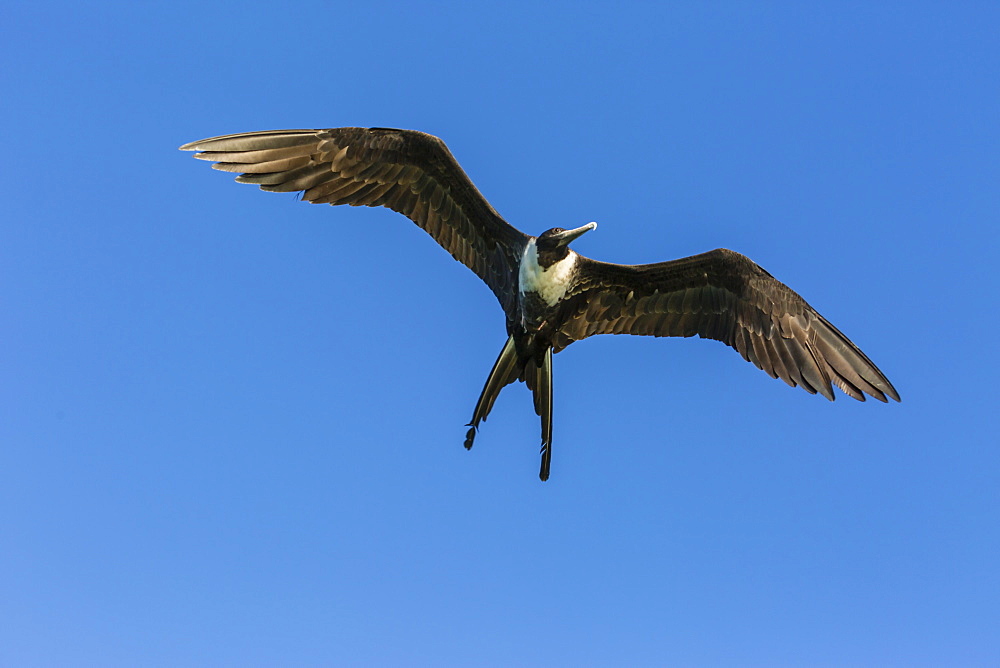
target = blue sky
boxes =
[3,2,998,665]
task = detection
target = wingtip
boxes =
[883,382,901,403]
[883,389,901,403]
[463,426,477,450]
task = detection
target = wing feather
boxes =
[181,127,529,317]
[556,249,898,402]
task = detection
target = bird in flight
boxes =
[180,127,899,480]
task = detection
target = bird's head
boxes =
[535,222,597,262]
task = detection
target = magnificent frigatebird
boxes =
[180,127,899,480]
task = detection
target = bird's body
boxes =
[181,127,899,480]
[519,238,582,309]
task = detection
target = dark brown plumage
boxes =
[180,126,899,481]
[182,128,528,316]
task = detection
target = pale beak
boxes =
[554,222,597,247]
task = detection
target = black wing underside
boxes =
[555,249,899,403]
[180,127,530,318]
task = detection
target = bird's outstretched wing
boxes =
[180,127,530,317]
[554,248,899,402]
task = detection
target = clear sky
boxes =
[3,2,998,666]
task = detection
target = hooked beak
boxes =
[554,222,598,247]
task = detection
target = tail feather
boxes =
[535,347,554,481]
[465,336,519,449]
[464,337,555,482]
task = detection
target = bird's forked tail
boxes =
[465,336,554,481]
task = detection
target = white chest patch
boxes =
[519,240,578,306]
